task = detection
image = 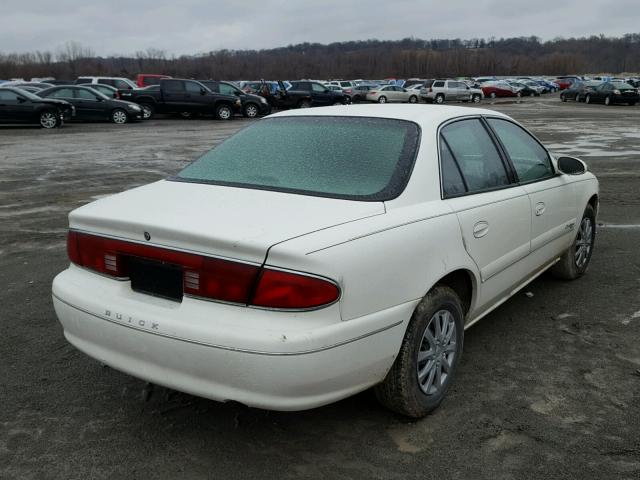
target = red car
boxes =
[554,76,580,90]
[481,81,518,98]
[136,74,171,88]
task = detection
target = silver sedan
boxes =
[365,85,419,104]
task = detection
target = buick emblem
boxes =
[144,231,151,241]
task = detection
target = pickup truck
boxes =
[272,80,348,109]
[119,79,241,120]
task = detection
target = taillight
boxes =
[252,269,339,309]
[66,231,339,309]
[370,91,377,94]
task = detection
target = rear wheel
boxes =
[215,104,232,120]
[111,109,128,124]
[408,95,418,103]
[585,94,591,104]
[375,286,464,418]
[560,93,567,102]
[39,110,59,129]
[551,204,596,280]
[472,94,481,103]
[435,94,445,104]
[516,91,522,98]
[298,99,312,108]
[377,96,387,104]
[575,93,581,102]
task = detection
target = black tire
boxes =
[111,109,128,124]
[243,103,259,118]
[215,103,232,120]
[375,285,464,418]
[604,96,612,106]
[489,92,497,99]
[377,96,387,104]
[298,99,312,108]
[551,204,596,280]
[140,103,154,120]
[39,110,59,129]
[435,94,445,104]
[585,94,591,104]
[408,95,418,104]
[516,91,522,98]
[575,93,581,102]
[472,94,481,103]
[630,102,637,106]
[560,94,567,102]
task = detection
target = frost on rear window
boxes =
[175,116,420,201]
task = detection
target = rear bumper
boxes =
[52,266,412,410]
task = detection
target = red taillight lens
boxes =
[66,231,339,309]
[251,269,339,309]
[67,230,126,276]
[183,257,258,304]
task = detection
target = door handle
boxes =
[473,221,489,238]
[535,202,546,216]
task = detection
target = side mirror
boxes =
[17,97,27,103]
[557,156,587,175]
[96,96,104,102]
[200,88,207,95]
[324,89,331,93]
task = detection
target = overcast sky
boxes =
[1,0,638,56]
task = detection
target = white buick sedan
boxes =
[53,105,598,417]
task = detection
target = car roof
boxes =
[268,104,509,126]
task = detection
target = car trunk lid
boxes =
[69,180,385,264]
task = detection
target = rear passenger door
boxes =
[162,80,188,110]
[485,117,578,257]
[439,118,531,285]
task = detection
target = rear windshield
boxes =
[174,116,420,201]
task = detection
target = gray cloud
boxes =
[0,0,637,56]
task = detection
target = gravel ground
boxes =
[1,97,639,480]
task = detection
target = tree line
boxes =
[2,35,640,81]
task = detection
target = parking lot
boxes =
[1,95,639,479]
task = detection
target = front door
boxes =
[485,117,579,256]
[74,88,108,120]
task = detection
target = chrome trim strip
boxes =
[53,293,403,356]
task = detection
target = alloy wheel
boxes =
[218,106,232,119]
[417,309,457,395]
[112,110,128,124]
[245,104,258,117]
[40,111,57,129]
[575,217,593,268]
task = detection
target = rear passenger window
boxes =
[440,119,510,193]
[440,139,466,197]
[97,79,115,87]
[433,81,445,88]
[486,119,554,183]
[164,80,185,92]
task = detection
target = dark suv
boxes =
[199,80,271,118]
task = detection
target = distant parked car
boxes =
[584,81,639,106]
[136,74,171,88]
[75,76,138,90]
[326,80,356,89]
[0,86,74,128]
[272,80,348,108]
[420,79,482,104]
[350,84,378,103]
[2,81,54,90]
[366,85,418,103]
[198,80,271,118]
[481,81,519,99]
[38,86,144,123]
[77,83,120,99]
[119,78,241,119]
[505,80,540,97]
[553,77,580,90]
[560,81,601,102]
